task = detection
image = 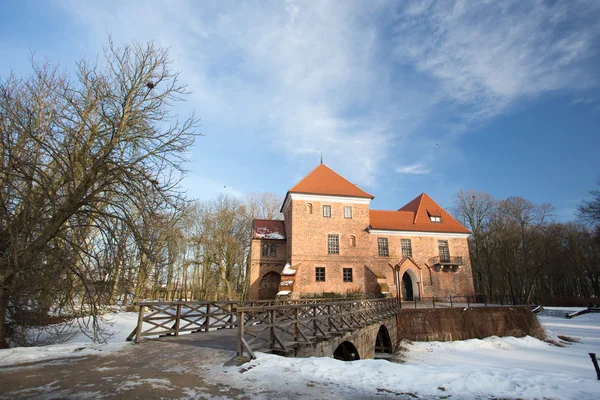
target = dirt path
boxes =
[0,330,257,399]
[0,330,420,399]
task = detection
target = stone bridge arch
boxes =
[294,315,398,360]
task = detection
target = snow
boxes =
[0,311,138,367]
[282,263,296,275]
[255,226,285,239]
[3,306,600,399]
[280,280,294,286]
[276,290,291,296]
[221,307,600,399]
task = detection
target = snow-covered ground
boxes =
[0,312,138,367]
[222,307,600,399]
[1,307,600,399]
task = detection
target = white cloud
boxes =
[395,163,432,175]
[53,0,600,186]
[392,0,600,120]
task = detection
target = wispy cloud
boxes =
[55,0,600,188]
[396,163,432,175]
[392,0,600,121]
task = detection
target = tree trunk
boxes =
[0,285,9,348]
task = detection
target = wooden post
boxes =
[135,305,145,344]
[174,304,181,336]
[327,304,332,332]
[433,297,436,308]
[237,311,245,356]
[295,307,300,342]
[205,303,211,332]
[414,297,417,309]
[270,310,275,349]
[467,296,470,307]
[450,296,453,308]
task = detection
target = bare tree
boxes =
[577,177,600,227]
[0,38,198,347]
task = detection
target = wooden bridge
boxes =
[127,295,525,361]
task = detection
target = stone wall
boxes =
[395,306,545,342]
[290,307,543,361]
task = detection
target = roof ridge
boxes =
[420,192,467,230]
[319,164,373,197]
[288,164,324,193]
[289,163,374,199]
[371,209,413,213]
[413,193,425,224]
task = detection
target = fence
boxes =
[236,298,400,359]
[126,298,336,343]
[127,295,527,345]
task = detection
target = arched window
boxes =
[350,235,356,247]
[307,203,313,214]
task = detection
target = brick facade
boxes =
[248,164,475,300]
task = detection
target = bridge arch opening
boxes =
[375,325,393,354]
[258,271,281,300]
[333,341,360,361]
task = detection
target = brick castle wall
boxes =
[248,197,475,300]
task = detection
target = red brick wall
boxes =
[247,238,287,300]
[248,196,475,300]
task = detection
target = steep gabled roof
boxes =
[370,193,470,234]
[253,219,286,240]
[288,164,374,199]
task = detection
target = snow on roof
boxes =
[282,263,296,275]
[253,220,286,240]
[276,290,291,296]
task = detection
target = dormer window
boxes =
[428,209,442,223]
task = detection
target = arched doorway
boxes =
[258,271,281,300]
[375,325,393,354]
[333,341,360,361]
[402,272,414,301]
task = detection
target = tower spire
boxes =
[320,152,323,164]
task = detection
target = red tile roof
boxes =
[369,193,470,234]
[288,164,374,199]
[253,219,286,240]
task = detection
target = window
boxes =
[401,239,412,258]
[350,235,356,247]
[307,203,313,214]
[428,209,442,223]
[328,234,339,254]
[438,240,450,262]
[344,206,352,219]
[262,244,268,257]
[323,205,331,218]
[343,268,353,282]
[378,238,389,257]
[270,244,276,257]
[315,267,325,282]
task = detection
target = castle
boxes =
[248,164,474,300]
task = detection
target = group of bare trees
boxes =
[0,37,285,347]
[109,193,282,306]
[453,187,600,304]
[0,38,200,347]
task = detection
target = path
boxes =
[0,329,418,399]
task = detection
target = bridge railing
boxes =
[401,295,527,308]
[126,298,342,343]
[236,298,401,359]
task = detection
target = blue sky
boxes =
[1,0,599,221]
